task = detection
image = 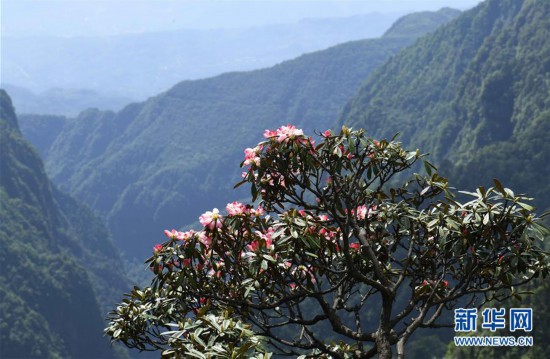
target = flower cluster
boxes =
[414,278,450,298]
[163,229,195,241]
[356,204,377,220]
[199,208,223,230]
[248,226,275,252]
[263,125,304,143]
[346,204,378,220]
[420,279,449,288]
[226,201,264,217]
[108,125,550,359]
[243,145,262,167]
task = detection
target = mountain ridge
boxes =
[2,12,403,100]
[340,0,550,209]
[18,9,461,258]
[0,90,129,358]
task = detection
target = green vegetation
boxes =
[105,126,550,358]
[341,0,550,211]
[382,7,460,38]
[0,90,130,358]
[339,0,550,356]
[17,9,460,259]
[5,0,550,356]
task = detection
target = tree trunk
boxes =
[375,330,392,359]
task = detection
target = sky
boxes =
[2,0,483,37]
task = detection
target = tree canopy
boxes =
[106,126,549,358]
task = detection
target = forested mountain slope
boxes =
[339,3,550,356]
[19,8,460,258]
[0,90,129,358]
[341,0,550,210]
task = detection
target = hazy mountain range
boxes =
[2,12,402,101]
[2,1,550,357]
[18,8,461,259]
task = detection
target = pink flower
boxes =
[256,227,275,242]
[253,205,265,216]
[153,244,163,253]
[278,175,286,188]
[181,230,195,241]
[199,208,223,230]
[248,228,275,252]
[356,204,377,220]
[263,129,277,138]
[368,140,381,159]
[322,129,331,137]
[274,125,304,143]
[197,231,213,247]
[243,146,262,166]
[164,229,185,240]
[247,240,260,252]
[226,201,247,216]
[357,205,367,220]
[349,243,361,251]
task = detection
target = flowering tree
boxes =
[106,126,550,358]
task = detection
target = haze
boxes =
[3,0,481,37]
[1,0,482,112]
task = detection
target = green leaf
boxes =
[505,188,515,198]
[493,178,505,195]
[477,186,486,198]
[517,202,535,211]
[424,161,433,176]
[234,179,248,189]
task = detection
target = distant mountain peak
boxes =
[382,7,461,38]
